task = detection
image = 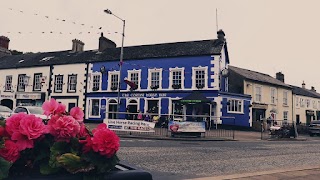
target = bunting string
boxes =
[3,7,121,35]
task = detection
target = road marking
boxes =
[120,139,153,142]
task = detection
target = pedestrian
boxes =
[137,110,143,120]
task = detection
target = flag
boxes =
[124,78,137,90]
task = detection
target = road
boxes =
[117,137,320,180]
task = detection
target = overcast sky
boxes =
[1,0,319,90]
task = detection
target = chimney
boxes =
[302,81,306,89]
[276,72,284,82]
[71,39,84,52]
[0,36,12,58]
[311,86,316,92]
[217,29,226,42]
[99,33,116,52]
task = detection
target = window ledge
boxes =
[227,111,244,114]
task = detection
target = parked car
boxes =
[308,120,320,136]
[13,106,48,120]
[0,105,12,119]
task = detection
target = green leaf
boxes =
[40,163,60,175]
[49,141,69,168]
[82,152,119,174]
[57,153,94,174]
[0,157,12,180]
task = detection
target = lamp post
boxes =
[104,9,125,118]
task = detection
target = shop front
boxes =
[16,92,46,107]
[0,94,14,109]
[306,110,315,125]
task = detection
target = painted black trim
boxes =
[33,73,42,91]
[17,74,26,92]
[54,74,64,93]
[48,65,53,99]
[67,74,77,93]
[83,63,89,123]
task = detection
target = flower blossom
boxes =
[70,107,84,123]
[0,140,20,162]
[47,115,80,142]
[91,124,119,158]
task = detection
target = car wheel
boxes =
[310,133,315,137]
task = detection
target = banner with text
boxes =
[105,119,156,132]
[168,121,206,133]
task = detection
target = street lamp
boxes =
[104,9,125,118]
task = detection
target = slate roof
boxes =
[0,39,225,69]
[290,85,320,98]
[229,66,291,88]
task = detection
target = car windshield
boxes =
[0,106,12,112]
[28,107,44,115]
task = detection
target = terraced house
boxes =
[228,67,293,129]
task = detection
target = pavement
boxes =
[188,166,320,180]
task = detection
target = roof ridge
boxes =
[229,65,272,77]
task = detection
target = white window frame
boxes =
[92,73,101,92]
[192,66,208,89]
[296,97,300,107]
[227,99,244,114]
[255,86,262,103]
[127,69,141,90]
[306,99,310,108]
[67,74,77,93]
[144,98,161,115]
[108,71,120,91]
[88,98,101,118]
[270,88,276,104]
[54,75,63,93]
[300,98,305,107]
[313,100,317,109]
[283,91,288,105]
[17,74,25,92]
[169,67,185,90]
[5,75,12,92]
[148,68,162,90]
[283,111,288,120]
[33,73,42,91]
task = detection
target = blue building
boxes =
[85,30,252,127]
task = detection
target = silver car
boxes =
[309,120,320,136]
[13,106,48,120]
[0,105,12,119]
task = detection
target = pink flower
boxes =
[56,103,66,115]
[42,98,59,116]
[77,124,90,139]
[0,140,20,162]
[5,113,27,136]
[47,115,80,141]
[9,115,47,151]
[70,107,84,123]
[91,124,119,158]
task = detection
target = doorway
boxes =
[108,99,117,119]
[127,99,138,120]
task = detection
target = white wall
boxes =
[0,66,50,109]
[293,94,320,124]
[51,63,87,111]
[244,80,293,121]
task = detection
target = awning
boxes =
[179,92,212,104]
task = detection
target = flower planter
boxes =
[5,162,153,180]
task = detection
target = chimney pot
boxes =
[0,36,12,58]
[72,39,84,52]
[99,32,117,52]
[217,29,226,42]
[302,81,306,89]
[311,86,316,92]
[276,72,285,83]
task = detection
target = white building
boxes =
[291,82,320,124]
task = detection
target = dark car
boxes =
[309,120,320,136]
